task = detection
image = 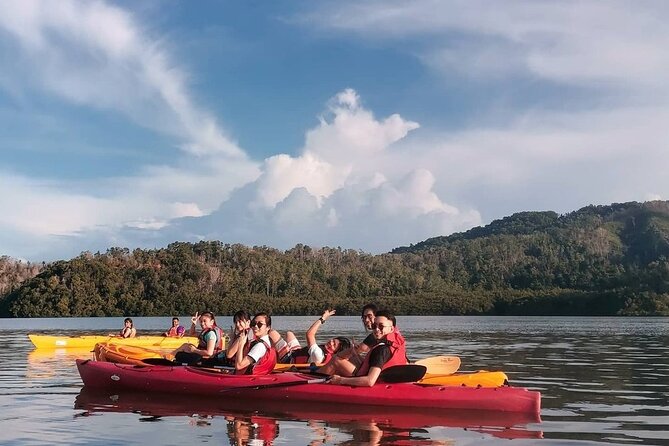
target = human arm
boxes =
[330,366,382,387]
[329,345,390,387]
[235,331,254,371]
[189,312,199,336]
[306,309,335,347]
[227,319,250,359]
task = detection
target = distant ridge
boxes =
[2,201,668,317]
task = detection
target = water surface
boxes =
[1,316,667,445]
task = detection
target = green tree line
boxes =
[2,201,669,317]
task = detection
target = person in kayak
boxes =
[323,310,407,387]
[162,317,185,337]
[319,303,378,370]
[202,310,253,367]
[271,309,351,365]
[233,312,277,375]
[356,303,379,354]
[110,317,136,338]
[171,311,225,364]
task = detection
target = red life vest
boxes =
[355,330,407,376]
[198,325,225,354]
[240,338,277,375]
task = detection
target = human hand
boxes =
[191,312,200,325]
[329,375,341,385]
[322,309,336,321]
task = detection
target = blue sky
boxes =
[1,0,668,261]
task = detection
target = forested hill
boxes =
[2,201,669,317]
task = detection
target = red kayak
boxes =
[76,359,541,415]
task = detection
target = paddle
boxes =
[414,355,461,375]
[219,364,427,392]
[141,357,232,369]
[378,364,427,383]
[142,358,180,366]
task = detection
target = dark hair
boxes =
[201,311,216,323]
[233,310,250,323]
[374,309,396,326]
[172,317,179,322]
[124,317,133,327]
[253,312,271,328]
[361,303,378,317]
[333,336,351,353]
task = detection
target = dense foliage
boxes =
[2,201,669,317]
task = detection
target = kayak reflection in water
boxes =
[226,414,279,446]
[319,309,407,387]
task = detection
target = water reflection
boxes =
[74,388,542,444]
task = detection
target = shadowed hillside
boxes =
[2,201,669,317]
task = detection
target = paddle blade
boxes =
[415,356,461,375]
[378,364,427,383]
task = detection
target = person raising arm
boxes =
[172,311,224,364]
[328,310,407,387]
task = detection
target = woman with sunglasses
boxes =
[324,310,407,387]
[234,312,277,375]
[171,311,225,364]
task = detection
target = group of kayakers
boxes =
[145,303,407,387]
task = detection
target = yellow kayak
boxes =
[275,363,507,387]
[420,371,508,387]
[94,343,171,365]
[28,334,198,349]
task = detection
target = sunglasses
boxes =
[250,321,266,328]
[372,323,391,330]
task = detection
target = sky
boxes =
[1,0,668,261]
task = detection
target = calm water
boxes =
[0,316,668,445]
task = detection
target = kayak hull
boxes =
[96,344,508,387]
[76,359,540,415]
[29,334,198,349]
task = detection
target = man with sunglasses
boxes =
[324,309,407,387]
[331,303,379,368]
[234,312,277,375]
